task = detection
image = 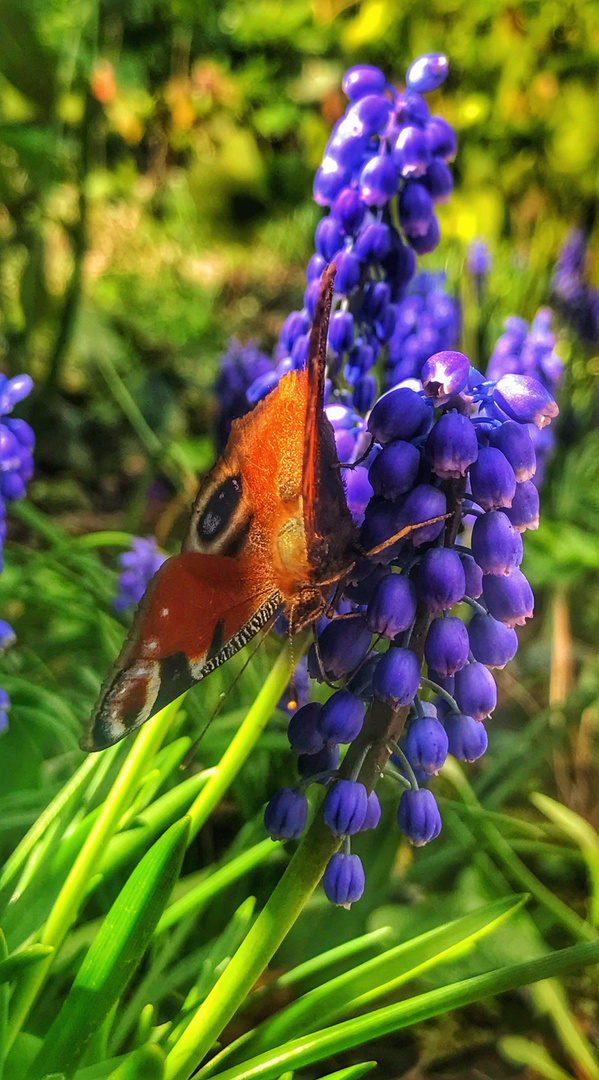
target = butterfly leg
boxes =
[358,513,453,560]
[335,434,375,470]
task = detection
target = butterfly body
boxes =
[83,267,357,752]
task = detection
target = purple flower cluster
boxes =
[247,56,456,411]
[214,339,275,453]
[550,228,599,349]
[264,351,558,905]
[114,537,166,613]
[0,372,35,734]
[486,308,563,485]
[386,271,461,388]
[207,55,558,907]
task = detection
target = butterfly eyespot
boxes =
[197,475,243,543]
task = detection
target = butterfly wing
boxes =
[302,264,358,583]
[83,552,282,751]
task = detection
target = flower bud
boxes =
[317,615,372,679]
[406,53,449,93]
[426,115,457,160]
[328,311,355,354]
[368,440,421,499]
[297,745,340,782]
[482,569,534,627]
[354,222,391,263]
[319,689,365,746]
[324,779,368,835]
[454,662,497,720]
[426,411,478,478]
[422,159,453,202]
[404,715,448,775]
[469,446,517,512]
[468,613,518,668]
[368,387,432,444]
[471,510,523,576]
[503,480,540,532]
[359,155,399,207]
[0,620,15,653]
[344,466,374,525]
[373,646,420,708]
[264,788,308,840]
[489,421,536,482]
[1,374,33,413]
[287,701,325,755]
[401,484,447,546]
[398,788,442,846]
[366,572,416,637]
[331,187,366,235]
[421,350,470,400]
[445,714,488,762]
[335,251,361,295]
[424,616,469,676]
[492,374,559,428]
[315,216,344,261]
[313,157,351,206]
[399,181,433,237]
[392,124,431,178]
[408,214,440,255]
[460,553,483,599]
[417,548,465,611]
[323,852,365,907]
[361,790,382,830]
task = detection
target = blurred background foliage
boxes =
[1,2,599,1078]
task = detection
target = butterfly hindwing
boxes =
[82,552,281,751]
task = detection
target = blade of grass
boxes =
[244,895,526,1056]
[499,1036,575,1080]
[443,757,597,942]
[105,1045,165,1079]
[29,818,190,1079]
[531,792,599,925]
[186,640,303,843]
[202,937,599,1080]
[0,931,7,1080]
[6,699,181,1052]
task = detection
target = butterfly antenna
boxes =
[286,611,298,711]
[361,513,453,560]
[180,623,273,770]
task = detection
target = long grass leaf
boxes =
[202,937,599,1080]
[28,817,190,1079]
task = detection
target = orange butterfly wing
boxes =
[84,267,357,752]
[82,553,281,751]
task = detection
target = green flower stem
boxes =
[186,640,305,844]
[164,812,340,1080]
[5,698,180,1051]
[75,531,146,549]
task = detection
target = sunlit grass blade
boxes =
[155,838,283,936]
[499,1035,575,1080]
[212,894,526,1068]
[28,817,190,1079]
[6,699,181,1053]
[531,792,599,925]
[316,1064,377,1080]
[202,937,599,1080]
[0,930,7,1080]
[0,945,53,984]
[186,641,302,843]
[105,1044,166,1079]
[0,753,105,911]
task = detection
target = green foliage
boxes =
[0,1,598,1078]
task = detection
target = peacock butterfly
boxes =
[82,265,445,752]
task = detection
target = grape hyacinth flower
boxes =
[114,537,166,613]
[486,308,563,484]
[0,371,35,735]
[213,56,559,906]
[214,339,275,451]
[550,228,599,349]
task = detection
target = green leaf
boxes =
[0,945,54,984]
[317,1065,377,1080]
[198,939,599,1080]
[531,792,599,925]
[499,1036,575,1080]
[28,817,190,1079]
[106,1045,165,1079]
[219,895,526,1064]
[0,929,8,1080]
